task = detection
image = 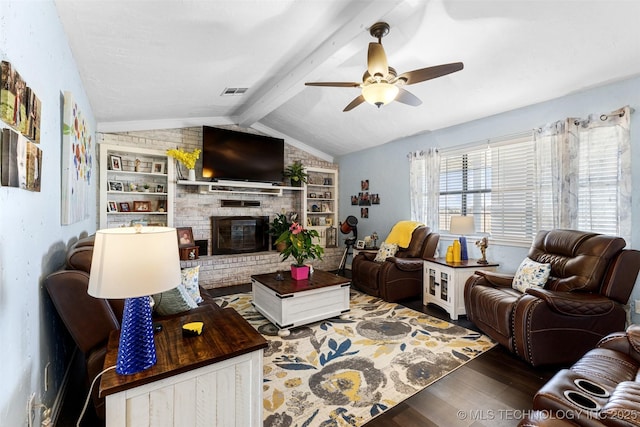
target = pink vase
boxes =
[291,265,310,280]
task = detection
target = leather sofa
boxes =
[351,225,439,302]
[45,235,220,418]
[464,229,640,366]
[519,324,640,427]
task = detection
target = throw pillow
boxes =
[374,242,399,263]
[512,257,552,293]
[181,266,202,303]
[153,284,198,316]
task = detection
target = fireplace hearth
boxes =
[211,216,269,255]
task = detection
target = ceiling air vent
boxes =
[221,87,248,96]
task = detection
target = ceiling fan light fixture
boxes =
[362,82,398,108]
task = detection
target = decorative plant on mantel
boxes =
[283,160,308,187]
[275,222,324,280]
[166,148,201,180]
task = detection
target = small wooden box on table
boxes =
[100,308,267,427]
[423,258,499,320]
[251,269,350,336]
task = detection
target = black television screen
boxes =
[202,126,284,184]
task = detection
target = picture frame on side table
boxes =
[177,227,195,247]
[110,155,122,171]
[356,240,365,249]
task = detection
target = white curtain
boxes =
[533,106,631,242]
[409,148,440,229]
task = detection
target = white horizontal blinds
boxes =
[490,136,537,241]
[575,123,622,236]
[439,147,489,233]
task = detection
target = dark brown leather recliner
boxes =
[465,229,640,367]
[519,324,640,427]
[351,225,440,302]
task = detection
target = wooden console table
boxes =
[100,308,267,427]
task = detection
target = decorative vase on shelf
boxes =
[187,169,196,181]
[291,265,310,281]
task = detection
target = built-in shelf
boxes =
[177,179,304,196]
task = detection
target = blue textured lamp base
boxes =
[459,236,469,261]
[116,296,157,375]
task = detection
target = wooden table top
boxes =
[100,307,267,397]
[425,257,499,268]
[251,269,350,296]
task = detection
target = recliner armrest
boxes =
[597,324,640,363]
[471,270,515,288]
[525,288,615,316]
[385,257,423,272]
[362,252,377,261]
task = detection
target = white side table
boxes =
[423,258,498,320]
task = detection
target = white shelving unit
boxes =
[99,144,175,229]
[303,166,338,248]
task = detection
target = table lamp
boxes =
[449,216,475,261]
[88,226,181,375]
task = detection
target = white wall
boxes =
[0,1,96,425]
[339,75,640,321]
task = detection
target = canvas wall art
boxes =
[61,91,93,224]
[1,127,41,191]
[0,61,41,141]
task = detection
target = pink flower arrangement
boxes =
[275,222,324,266]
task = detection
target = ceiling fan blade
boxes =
[395,87,422,106]
[397,62,464,85]
[343,95,365,112]
[367,42,388,78]
[305,82,361,88]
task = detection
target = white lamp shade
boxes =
[449,216,475,235]
[362,82,399,106]
[88,227,181,298]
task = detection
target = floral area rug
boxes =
[215,289,495,427]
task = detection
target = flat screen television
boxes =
[202,126,284,184]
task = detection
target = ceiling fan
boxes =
[305,22,463,112]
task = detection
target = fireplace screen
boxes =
[211,216,269,254]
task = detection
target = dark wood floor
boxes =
[57,272,559,427]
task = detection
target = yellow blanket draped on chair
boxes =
[384,220,423,248]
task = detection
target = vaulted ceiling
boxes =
[55,0,640,159]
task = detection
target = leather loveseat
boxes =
[45,235,220,418]
[351,225,439,302]
[464,229,640,367]
[519,324,640,427]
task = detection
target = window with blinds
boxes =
[438,135,538,242]
[436,127,626,244]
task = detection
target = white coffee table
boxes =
[251,270,350,336]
